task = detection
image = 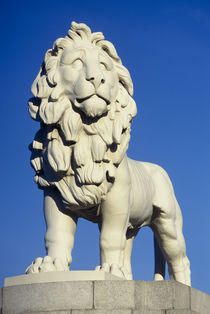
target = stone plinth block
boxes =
[4,271,122,286]
[3,281,93,313]
[191,287,210,314]
[2,275,210,314]
[94,280,135,309]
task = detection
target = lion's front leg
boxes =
[97,157,132,279]
[26,189,77,274]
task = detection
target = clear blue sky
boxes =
[1,0,210,293]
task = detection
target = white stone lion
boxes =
[27,22,191,285]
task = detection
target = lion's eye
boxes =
[71,59,83,70]
[100,62,108,71]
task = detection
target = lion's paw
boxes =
[25,256,69,274]
[95,263,132,280]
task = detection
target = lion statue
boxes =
[26,22,191,285]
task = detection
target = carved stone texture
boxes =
[27,21,191,285]
[3,280,210,314]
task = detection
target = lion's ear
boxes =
[97,40,121,63]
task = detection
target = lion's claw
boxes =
[26,256,69,274]
[95,263,132,280]
[25,257,43,274]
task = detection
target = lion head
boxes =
[29,22,137,211]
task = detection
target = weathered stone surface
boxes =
[30,312,71,314]
[72,310,132,314]
[94,280,135,309]
[2,280,210,314]
[134,281,190,311]
[133,310,165,314]
[3,284,31,313]
[144,281,190,310]
[134,280,146,310]
[3,281,93,313]
[146,281,174,310]
[149,311,167,314]
[173,281,190,309]
[191,287,210,314]
[166,310,197,314]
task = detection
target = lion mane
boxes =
[29,22,137,211]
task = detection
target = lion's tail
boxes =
[153,234,166,281]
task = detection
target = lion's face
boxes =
[29,22,137,208]
[58,43,119,118]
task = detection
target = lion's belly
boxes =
[127,158,155,228]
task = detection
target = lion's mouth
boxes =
[76,94,110,105]
[75,94,111,118]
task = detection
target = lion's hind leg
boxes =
[152,203,191,285]
[150,166,191,286]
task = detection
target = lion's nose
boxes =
[86,76,105,89]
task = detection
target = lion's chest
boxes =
[75,205,102,223]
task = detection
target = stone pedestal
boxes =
[2,272,210,314]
